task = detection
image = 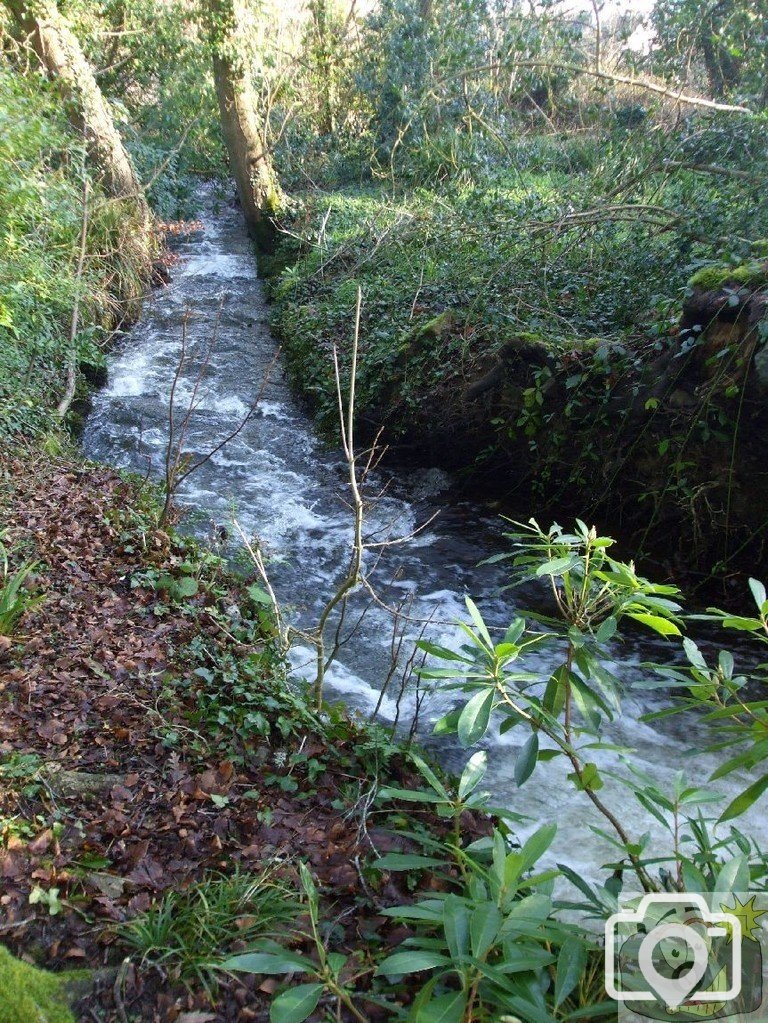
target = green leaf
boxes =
[465,596,493,648]
[380,903,444,922]
[298,862,318,912]
[719,773,768,823]
[433,709,461,736]
[247,583,272,605]
[626,612,681,637]
[222,951,313,975]
[378,787,438,803]
[749,578,767,613]
[174,576,199,598]
[503,619,527,645]
[681,860,708,893]
[568,762,603,792]
[410,754,450,799]
[459,751,487,800]
[555,937,587,1009]
[269,983,324,1023]
[595,617,617,644]
[721,616,763,631]
[375,853,446,870]
[515,732,539,787]
[376,951,451,976]
[470,902,502,958]
[518,822,557,874]
[536,556,578,577]
[443,895,470,961]
[714,854,749,894]
[458,689,494,747]
[683,637,708,670]
[418,641,473,663]
[413,990,467,1023]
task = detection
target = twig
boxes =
[113,958,130,1023]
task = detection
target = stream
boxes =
[83,190,767,885]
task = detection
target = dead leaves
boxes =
[0,455,472,1021]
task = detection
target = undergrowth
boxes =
[0,67,150,441]
[267,123,767,441]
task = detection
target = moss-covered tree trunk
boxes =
[4,0,150,220]
[206,0,282,252]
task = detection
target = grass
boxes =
[119,867,302,995]
[0,531,42,637]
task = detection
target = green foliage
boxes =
[70,0,226,207]
[644,576,768,827]
[269,112,768,447]
[0,67,88,437]
[422,520,768,897]
[222,755,603,1022]
[221,844,601,1023]
[120,868,300,995]
[0,64,148,439]
[375,824,597,1023]
[0,531,43,636]
[649,0,768,106]
[357,0,587,182]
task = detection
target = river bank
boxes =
[81,191,768,885]
[1,449,497,1021]
[264,181,768,591]
[4,186,768,1023]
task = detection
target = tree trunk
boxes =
[207,0,282,252]
[310,0,337,136]
[4,0,150,217]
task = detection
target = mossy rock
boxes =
[0,945,86,1023]
[688,261,768,291]
[415,310,457,339]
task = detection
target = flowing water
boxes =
[83,192,767,884]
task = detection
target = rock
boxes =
[85,871,126,900]
[0,944,87,1023]
[754,341,768,394]
[679,278,768,396]
[44,767,125,796]
[415,310,455,340]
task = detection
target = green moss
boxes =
[517,330,558,351]
[0,946,82,1023]
[688,262,768,291]
[334,279,360,305]
[416,311,456,339]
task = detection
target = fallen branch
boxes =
[529,202,688,236]
[442,59,753,114]
[660,159,763,182]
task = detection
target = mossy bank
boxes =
[265,162,768,586]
